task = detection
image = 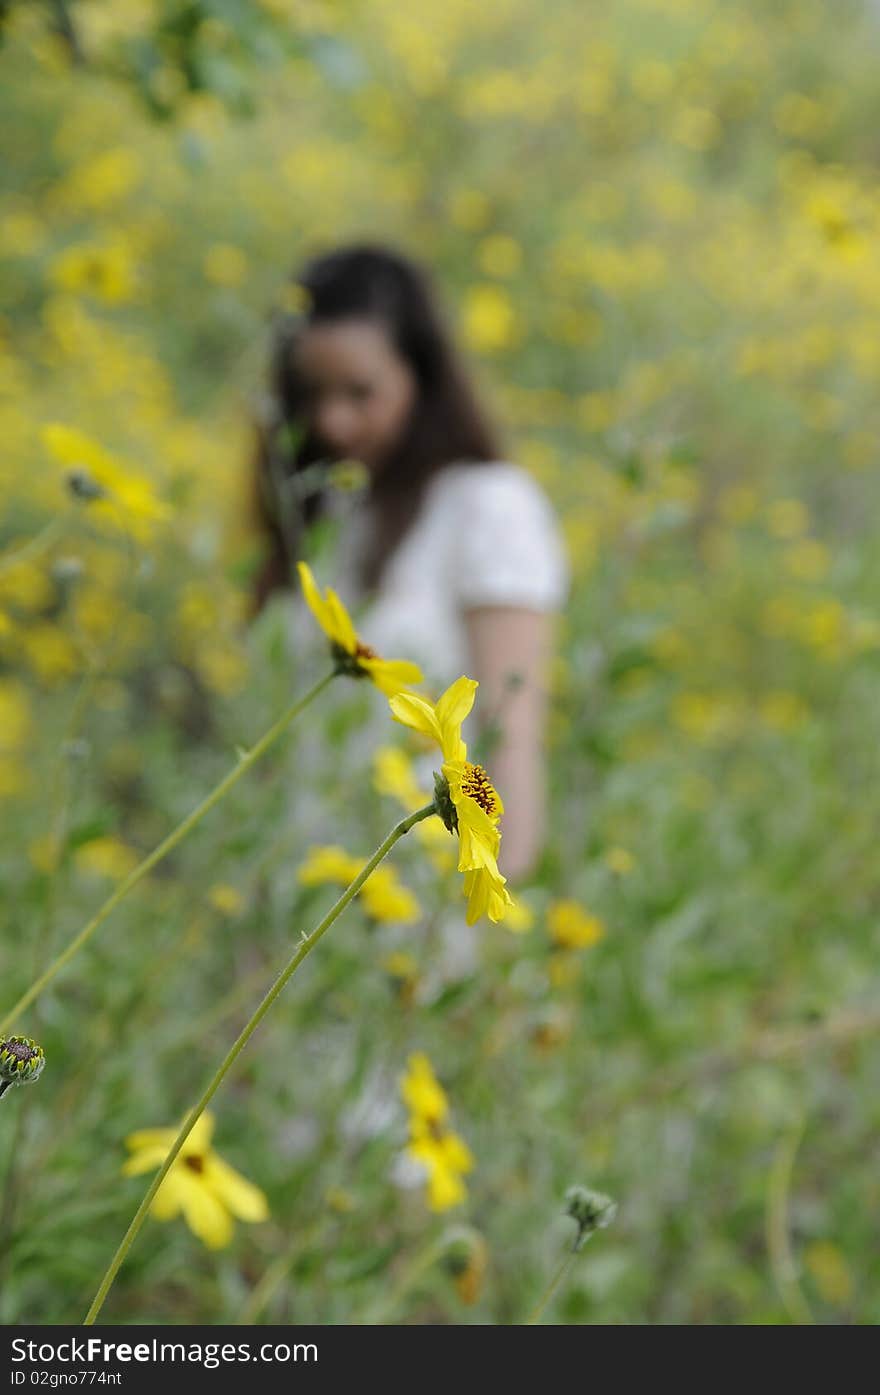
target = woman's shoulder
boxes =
[431,457,547,495]
[430,460,570,610]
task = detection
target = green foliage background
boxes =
[1,0,879,1323]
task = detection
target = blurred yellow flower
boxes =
[50,241,138,304]
[359,865,421,925]
[122,1112,268,1250]
[547,899,605,950]
[208,884,245,917]
[297,845,420,924]
[297,844,362,886]
[604,846,635,875]
[461,284,521,353]
[74,836,139,882]
[503,896,535,933]
[401,1054,473,1212]
[297,561,423,696]
[43,424,170,541]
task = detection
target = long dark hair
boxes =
[250,243,502,614]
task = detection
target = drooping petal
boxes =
[175,1171,234,1249]
[149,1170,187,1221]
[389,691,444,747]
[204,1155,270,1223]
[463,864,513,926]
[359,657,424,697]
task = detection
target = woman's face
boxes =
[293,317,418,473]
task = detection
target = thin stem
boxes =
[83,801,438,1325]
[526,1247,579,1325]
[766,1119,813,1325]
[1,671,336,1035]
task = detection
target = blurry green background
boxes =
[1,0,878,1323]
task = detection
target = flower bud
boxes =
[0,1037,46,1097]
[433,771,458,835]
[564,1185,617,1250]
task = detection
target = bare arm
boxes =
[462,605,556,885]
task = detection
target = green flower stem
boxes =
[83,800,438,1325]
[1,670,336,1035]
[526,1247,580,1325]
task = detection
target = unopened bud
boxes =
[564,1185,617,1250]
[0,1037,46,1098]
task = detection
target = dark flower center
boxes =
[461,763,501,817]
[184,1154,205,1174]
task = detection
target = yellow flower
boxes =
[407,1122,474,1211]
[547,899,605,950]
[296,845,420,924]
[122,1112,268,1250]
[297,844,363,886]
[43,424,170,542]
[389,677,513,925]
[400,1054,474,1212]
[297,561,423,696]
[74,836,139,882]
[502,895,535,933]
[207,883,245,917]
[359,865,421,925]
[373,745,426,813]
[401,1052,448,1127]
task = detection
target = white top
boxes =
[295,461,570,691]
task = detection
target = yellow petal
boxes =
[150,1170,186,1221]
[324,585,358,654]
[401,1054,448,1125]
[122,1144,170,1177]
[437,1130,475,1175]
[203,1154,269,1223]
[296,561,332,637]
[359,657,424,697]
[435,677,478,760]
[463,864,513,926]
[297,844,364,885]
[180,1112,215,1155]
[124,1127,176,1152]
[389,691,444,747]
[176,1172,234,1249]
[426,1161,468,1211]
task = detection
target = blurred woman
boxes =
[251,243,568,884]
